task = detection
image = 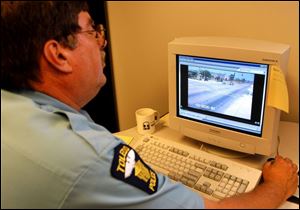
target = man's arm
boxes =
[204,155,298,209]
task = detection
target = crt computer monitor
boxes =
[168,37,290,156]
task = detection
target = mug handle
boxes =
[154,111,160,124]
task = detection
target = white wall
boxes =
[106,1,299,130]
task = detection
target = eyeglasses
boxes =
[77,24,106,41]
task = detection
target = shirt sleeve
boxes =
[60,143,205,209]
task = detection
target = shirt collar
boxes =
[16,89,93,121]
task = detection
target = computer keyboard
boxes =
[134,135,262,201]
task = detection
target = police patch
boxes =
[111,143,158,194]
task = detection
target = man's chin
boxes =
[96,76,107,92]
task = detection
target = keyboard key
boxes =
[212,191,226,199]
[237,183,248,194]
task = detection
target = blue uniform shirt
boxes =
[1,90,204,209]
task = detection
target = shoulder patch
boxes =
[111,143,158,194]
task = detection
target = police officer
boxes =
[1,1,298,209]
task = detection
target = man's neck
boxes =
[30,83,82,111]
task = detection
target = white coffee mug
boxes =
[135,108,160,135]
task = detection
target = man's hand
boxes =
[262,155,298,200]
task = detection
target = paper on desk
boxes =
[113,134,134,145]
[267,65,289,113]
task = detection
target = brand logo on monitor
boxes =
[262,58,278,63]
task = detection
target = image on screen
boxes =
[188,69,254,120]
[177,55,268,136]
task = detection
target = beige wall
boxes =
[106,1,299,130]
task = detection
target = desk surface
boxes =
[117,115,299,169]
[115,115,299,209]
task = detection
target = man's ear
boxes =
[43,40,72,73]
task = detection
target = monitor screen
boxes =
[177,55,268,137]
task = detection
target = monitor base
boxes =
[200,143,250,159]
